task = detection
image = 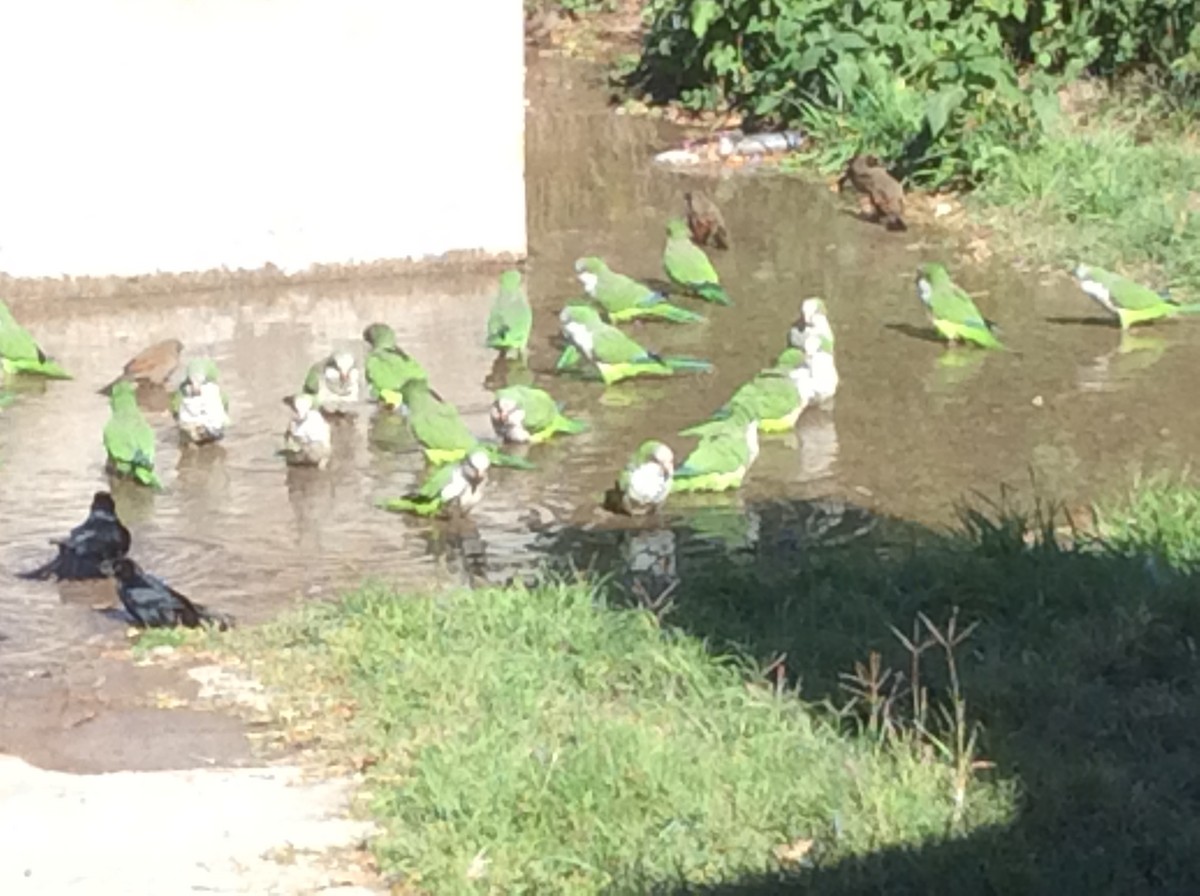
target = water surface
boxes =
[2,56,1197,677]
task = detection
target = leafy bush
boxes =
[626,0,1199,186]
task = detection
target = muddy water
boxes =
[3,55,1200,680]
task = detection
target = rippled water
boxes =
[2,56,1198,676]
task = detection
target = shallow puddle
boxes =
[2,56,1198,678]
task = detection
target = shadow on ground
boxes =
[531,491,1200,893]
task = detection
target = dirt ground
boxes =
[0,652,385,895]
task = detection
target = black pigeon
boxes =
[18,491,131,581]
[108,558,233,631]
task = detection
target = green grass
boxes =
[971,100,1200,294]
[233,479,1200,893]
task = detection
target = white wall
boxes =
[0,1,527,279]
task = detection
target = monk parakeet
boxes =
[106,558,232,630]
[0,300,71,379]
[401,379,534,469]
[100,338,182,395]
[17,491,131,581]
[490,385,587,444]
[788,298,835,351]
[104,381,161,489]
[1072,263,1200,330]
[681,366,815,437]
[485,270,534,358]
[915,263,1003,349]
[303,350,362,416]
[171,359,230,445]
[663,217,731,305]
[556,304,712,385]
[377,450,490,518]
[673,407,760,493]
[280,393,332,468]
[363,323,427,407]
[604,440,675,516]
[575,257,705,324]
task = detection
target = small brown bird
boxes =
[683,190,730,250]
[99,338,184,395]
[838,155,907,231]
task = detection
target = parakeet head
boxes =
[328,350,356,385]
[362,322,396,350]
[666,217,690,239]
[638,440,674,476]
[285,393,317,419]
[801,297,828,321]
[182,358,217,396]
[498,270,522,292]
[491,394,521,426]
[1072,263,1090,281]
[464,450,491,483]
[574,257,606,276]
[560,304,601,326]
[916,262,949,285]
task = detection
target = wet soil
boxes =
[2,55,1199,773]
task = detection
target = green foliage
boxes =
[627,0,1199,186]
[972,105,1200,290]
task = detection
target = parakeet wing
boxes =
[664,236,719,285]
[410,396,475,451]
[1089,266,1168,310]
[591,324,656,364]
[678,433,746,475]
[366,348,425,393]
[932,283,991,330]
[104,413,154,466]
[0,304,46,363]
[487,288,533,346]
[598,269,658,310]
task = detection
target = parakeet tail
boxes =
[654,304,707,324]
[483,446,538,470]
[552,415,589,436]
[376,496,440,516]
[12,358,72,380]
[663,356,714,373]
[695,283,732,306]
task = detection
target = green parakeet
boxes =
[604,440,675,516]
[0,300,71,379]
[1072,263,1200,330]
[377,450,490,518]
[915,263,1003,349]
[574,257,705,324]
[663,218,731,305]
[280,393,332,468]
[680,366,815,437]
[104,381,161,489]
[362,323,427,407]
[673,407,760,493]
[556,304,712,385]
[170,358,230,444]
[485,270,534,358]
[303,350,362,416]
[490,385,587,444]
[401,379,534,470]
